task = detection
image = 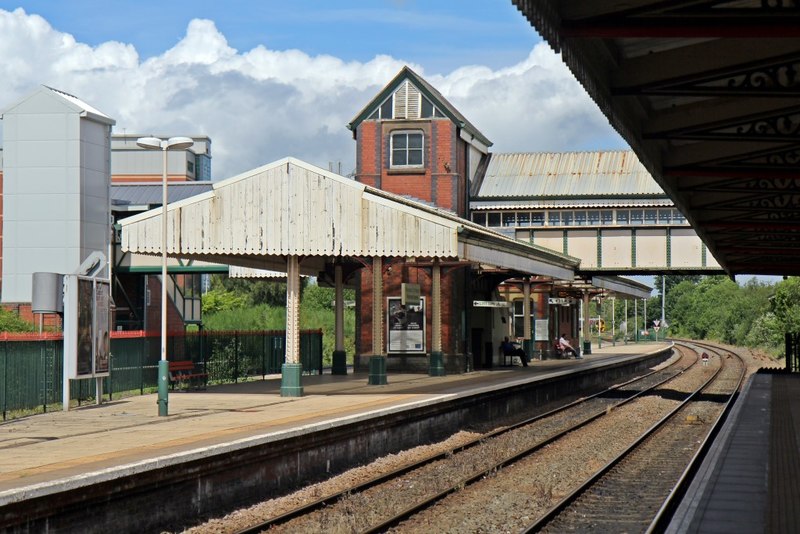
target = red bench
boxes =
[169,360,208,390]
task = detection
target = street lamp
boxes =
[136,136,194,416]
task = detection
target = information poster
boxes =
[387,296,426,353]
[65,275,111,379]
[535,319,549,341]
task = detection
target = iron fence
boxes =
[0,329,323,420]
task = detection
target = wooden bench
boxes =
[169,360,208,390]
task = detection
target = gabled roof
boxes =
[120,157,577,280]
[474,150,667,199]
[1,85,115,126]
[347,66,492,148]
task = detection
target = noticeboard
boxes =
[387,296,426,354]
[64,275,111,379]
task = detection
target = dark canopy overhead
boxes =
[513,0,800,276]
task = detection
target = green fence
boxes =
[0,329,323,420]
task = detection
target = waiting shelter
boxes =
[120,157,582,394]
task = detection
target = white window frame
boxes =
[390,130,424,169]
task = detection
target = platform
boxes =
[668,370,800,534]
[0,342,662,501]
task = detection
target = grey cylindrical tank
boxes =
[32,272,64,313]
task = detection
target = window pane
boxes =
[601,210,614,224]
[380,99,392,119]
[548,212,560,225]
[616,210,629,224]
[408,134,423,148]
[517,212,530,226]
[473,212,486,226]
[673,209,686,223]
[562,211,574,226]
[630,210,644,225]
[392,150,407,166]
[488,213,501,227]
[393,134,407,149]
[658,209,671,224]
[421,98,433,118]
[514,300,524,314]
[574,211,587,226]
[645,209,658,224]
[531,212,545,226]
[587,210,600,224]
[408,149,423,166]
[502,212,516,226]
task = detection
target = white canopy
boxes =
[120,157,578,280]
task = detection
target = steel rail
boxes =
[232,349,686,534]
[521,343,742,534]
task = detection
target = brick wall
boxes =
[353,116,471,369]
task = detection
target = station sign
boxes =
[548,298,574,305]
[473,300,511,308]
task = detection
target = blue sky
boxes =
[2,1,543,73]
[0,1,625,177]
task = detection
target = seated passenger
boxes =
[558,333,581,359]
[501,336,528,367]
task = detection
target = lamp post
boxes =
[136,136,193,416]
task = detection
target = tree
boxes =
[771,277,800,333]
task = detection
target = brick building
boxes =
[348,67,506,372]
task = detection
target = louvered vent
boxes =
[393,81,421,120]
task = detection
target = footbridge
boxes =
[470,151,724,275]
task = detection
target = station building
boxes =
[3,72,689,381]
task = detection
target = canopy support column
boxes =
[332,262,347,375]
[523,278,533,362]
[582,291,592,355]
[429,258,445,376]
[281,254,303,397]
[368,257,387,385]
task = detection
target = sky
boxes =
[0,0,628,179]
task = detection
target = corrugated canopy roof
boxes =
[112,182,214,209]
[120,157,578,280]
[476,151,667,199]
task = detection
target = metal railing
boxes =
[0,329,323,420]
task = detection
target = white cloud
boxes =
[0,9,625,179]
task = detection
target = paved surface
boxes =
[0,342,666,505]
[668,371,800,534]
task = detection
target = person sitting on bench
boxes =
[501,336,528,367]
[558,333,581,359]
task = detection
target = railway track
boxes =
[524,341,745,533]
[231,347,688,534]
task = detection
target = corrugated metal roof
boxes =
[470,198,674,210]
[120,157,578,279]
[111,182,214,207]
[475,150,667,198]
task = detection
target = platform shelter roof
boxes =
[120,157,579,280]
[512,0,800,276]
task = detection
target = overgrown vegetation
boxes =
[0,307,34,332]
[609,275,791,359]
[201,275,355,365]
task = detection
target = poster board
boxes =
[63,275,111,379]
[535,319,549,341]
[387,296,426,354]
